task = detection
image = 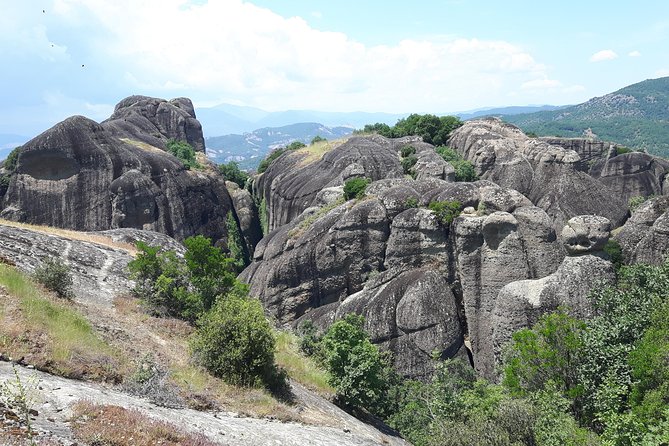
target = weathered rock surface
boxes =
[0,361,408,446]
[242,175,564,378]
[102,95,205,152]
[0,223,135,307]
[256,135,405,232]
[490,216,616,374]
[615,196,669,265]
[451,207,565,378]
[448,118,628,229]
[543,137,669,203]
[0,111,234,245]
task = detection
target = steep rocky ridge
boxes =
[0,97,243,247]
[447,118,629,229]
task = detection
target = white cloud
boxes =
[310,11,322,19]
[628,50,641,57]
[655,68,669,77]
[521,78,562,90]
[589,49,618,62]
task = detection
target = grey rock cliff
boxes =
[490,216,616,375]
[0,104,235,246]
[616,196,669,265]
[102,95,205,152]
[448,118,628,229]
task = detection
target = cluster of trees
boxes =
[297,259,669,445]
[358,114,463,146]
[128,236,280,388]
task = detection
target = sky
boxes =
[2,0,669,136]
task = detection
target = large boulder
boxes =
[0,112,234,246]
[102,95,205,152]
[490,216,616,375]
[448,118,628,229]
[615,196,669,265]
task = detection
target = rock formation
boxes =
[102,95,205,152]
[447,118,629,229]
[490,216,615,375]
[616,196,669,265]
[0,97,239,247]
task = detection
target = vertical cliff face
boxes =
[0,97,237,246]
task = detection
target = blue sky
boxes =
[2,0,669,136]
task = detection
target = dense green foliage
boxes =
[128,236,282,388]
[343,177,370,200]
[359,114,463,146]
[401,154,418,177]
[33,258,73,299]
[190,284,276,387]
[435,146,478,182]
[311,135,326,144]
[428,200,462,226]
[166,139,200,170]
[400,144,416,158]
[319,314,391,411]
[4,147,20,172]
[603,240,624,270]
[219,161,249,188]
[628,195,654,213]
[128,236,236,322]
[504,77,669,157]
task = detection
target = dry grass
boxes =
[0,265,128,382]
[0,219,136,254]
[293,137,349,166]
[70,401,217,446]
[119,137,164,154]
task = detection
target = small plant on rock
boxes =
[428,200,462,226]
[343,177,370,200]
[33,257,73,299]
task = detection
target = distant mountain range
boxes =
[195,103,406,137]
[503,77,669,157]
[205,122,353,169]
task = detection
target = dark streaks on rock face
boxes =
[102,95,205,152]
[0,98,234,246]
[256,135,405,232]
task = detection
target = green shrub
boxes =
[259,197,269,235]
[604,239,624,270]
[190,285,276,387]
[451,159,478,182]
[311,135,326,144]
[287,141,306,150]
[127,236,236,322]
[404,197,419,208]
[343,177,370,200]
[219,161,249,188]
[628,195,653,212]
[428,200,462,226]
[401,154,418,177]
[320,314,390,411]
[33,258,73,299]
[616,146,632,156]
[297,319,321,357]
[166,139,200,170]
[4,147,21,172]
[400,145,416,158]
